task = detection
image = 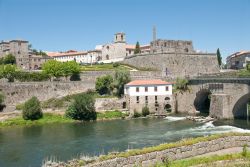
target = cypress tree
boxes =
[217,48,222,67]
[134,41,141,54]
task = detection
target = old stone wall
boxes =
[0,81,95,109]
[95,98,125,112]
[123,52,220,78]
[84,135,250,167]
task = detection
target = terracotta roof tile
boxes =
[126,80,172,86]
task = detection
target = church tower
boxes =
[114,32,126,43]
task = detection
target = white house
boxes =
[124,79,174,114]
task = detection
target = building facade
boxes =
[0,39,51,70]
[226,51,250,69]
[124,80,173,115]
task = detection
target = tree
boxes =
[66,93,96,121]
[95,75,113,95]
[62,61,80,80]
[247,63,250,71]
[142,106,150,116]
[113,70,131,97]
[22,96,43,120]
[4,54,16,65]
[174,78,189,93]
[0,92,5,111]
[134,41,141,54]
[217,48,222,68]
[0,64,17,82]
[42,60,64,80]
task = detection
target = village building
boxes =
[124,79,173,115]
[226,51,250,69]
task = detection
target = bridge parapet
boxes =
[189,78,250,85]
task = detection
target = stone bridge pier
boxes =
[176,78,250,119]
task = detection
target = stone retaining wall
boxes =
[85,135,250,167]
[95,98,125,112]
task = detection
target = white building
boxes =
[124,79,174,115]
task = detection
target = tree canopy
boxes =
[0,54,16,65]
[134,41,141,54]
[95,75,113,95]
[0,64,17,82]
[113,70,131,97]
[217,48,222,67]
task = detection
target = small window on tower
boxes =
[121,35,123,40]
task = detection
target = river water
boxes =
[1,116,250,167]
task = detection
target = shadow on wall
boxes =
[232,93,250,119]
[193,89,211,114]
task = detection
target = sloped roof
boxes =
[126,79,172,86]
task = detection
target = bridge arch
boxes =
[232,93,250,119]
[193,89,211,114]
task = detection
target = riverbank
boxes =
[0,110,128,127]
[43,133,250,167]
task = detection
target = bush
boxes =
[133,109,141,118]
[0,92,5,111]
[22,97,43,120]
[242,144,248,157]
[14,71,50,82]
[95,75,113,95]
[142,106,150,117]
[113,62,120,68]
[66,93,97,121]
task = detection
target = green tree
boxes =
[42,60,63,80]
[216,48,222,68]
[246,63,250,71]
[0,92,5,111]
[174,78,189,93]
[66,93,96,121]
[142,106,150,116]
[0,64,17,82]
[113,70,131,97]
[3,54,16,65]
[134,41,141,54]
[22,96,43,120]
[95,75,113,95]
[62,61,80,80]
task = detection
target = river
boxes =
[1,116,250,167]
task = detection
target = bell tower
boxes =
[114,32,126,43]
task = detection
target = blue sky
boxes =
[0,0,249,61]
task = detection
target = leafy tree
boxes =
[174,78,189,93]
[95,75,113,95]
[0,92,5,111]
[216,48,222,68]
[0,57,4,65]
[62,61,80,80]
[247,63,250,71]
[142,106,150,116]
[4,54,16,65]
[22,96,43,120]
[134,41,141,54]
[0,64,17,82]
[42,60,64,80]
[66,93,96,121]
[113,70,131,97]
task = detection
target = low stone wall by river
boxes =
[84,135,250,167]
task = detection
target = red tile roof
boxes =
[47,51,87,57]
[126,80,172,86]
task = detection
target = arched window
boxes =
[165,97,170,101]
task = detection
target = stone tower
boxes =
[114,32,126,43]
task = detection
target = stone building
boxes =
[124,79,173,115]
[226,51,250,69]
[0,39,51,70]
[150,39,195,53]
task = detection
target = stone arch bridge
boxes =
[176,78,250,119]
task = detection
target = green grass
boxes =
[97,110,127,119]
[0,113,74,127]
[155,152,250,167]
[238,69,250,77]
[97,133,250,162]
[80,63,133,71]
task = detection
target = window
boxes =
[166,86,169,91]
[136,96,139,103]
[145,96,148,104]
[136,87,139,92]
[145,87,148,92]
[154,86,157,92]
[155,96,158,101]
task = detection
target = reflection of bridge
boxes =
[177,78,250,119]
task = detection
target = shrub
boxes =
[66,93,97,121]
[95,75,113,95]
[142,106,150,117]
[22,97,43,120]
[133,109,141,118]
[242,144,248,157]
[173,77,189,93]
[14,71,50,82]
[0,92,5,111]
[113,62,120,68]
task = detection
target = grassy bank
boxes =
[156,152,250,167]
[0,113,74,127]
[0,111,127,127]
[80,63,133,71]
